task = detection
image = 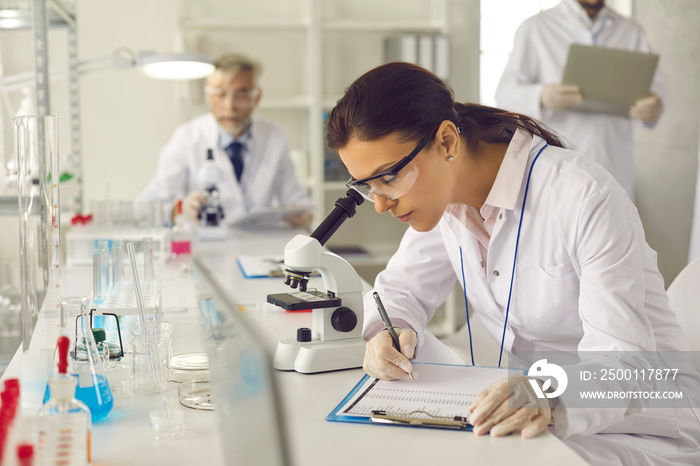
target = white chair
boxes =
[666,257,700,350]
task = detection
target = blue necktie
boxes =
[226,141,244,181]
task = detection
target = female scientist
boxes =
[325,62,699,465]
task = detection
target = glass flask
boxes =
[72,304,114,422]
[38,335,91,465]
[44,299,114,422]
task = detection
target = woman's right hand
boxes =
[363,328,417,381]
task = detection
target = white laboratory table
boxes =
[2,227,588,466]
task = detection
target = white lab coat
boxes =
[363,132,699,465]
[137,113,312,225]
[495,0,665,200]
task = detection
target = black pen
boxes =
[372,291,414,380]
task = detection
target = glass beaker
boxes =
[0,259,22,338]
[130,321,173,393]
[14,114,62,410]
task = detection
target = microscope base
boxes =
[198,225,227,241]
[273,337,366,373]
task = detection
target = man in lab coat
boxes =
[495,0,664,201]
[137,54,313,228]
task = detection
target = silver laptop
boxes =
[192,259,291,466]
[562,43,659,116]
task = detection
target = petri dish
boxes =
[170,352,209,370]
[170,352,211,382]
[178,380,215,411]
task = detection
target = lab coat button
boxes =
[480,261,484,268]
[499,213,503,220]
[493,270,500,276]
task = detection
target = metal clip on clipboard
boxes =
[370,410,470,430]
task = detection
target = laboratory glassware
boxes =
[111,240,124,296]
[150,400,184,439]
[38,335,91,465]
[178,380,214,411]
[170,200,193,257]
[73,304,113,422]
[14,114,62,409]
[92,249,108,305]
[131,321,173,393]
[169,352,210,383]
[43,298,114,422]
[0,259,22,337]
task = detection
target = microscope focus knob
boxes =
[331,307,358,333]
[297,327,312,342]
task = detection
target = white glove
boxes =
[363,327,417,381]
[182,191,205,222]
[630,93,663,123]
[468,375,553,438]
[541,84,583,110]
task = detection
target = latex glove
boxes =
[363,328,417,381]
[630,93,663,123]
[182,191,205,222]
[541,84,583,110]
[468,375,553,438]
[283,210,313,229]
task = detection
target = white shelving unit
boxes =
[178,0,449,276]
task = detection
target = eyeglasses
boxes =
[346,129,437,202]
[205,86,259,106]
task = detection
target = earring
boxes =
[448,156,454,162]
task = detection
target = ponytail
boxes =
[326,62,567,155]
[454,102,567,152]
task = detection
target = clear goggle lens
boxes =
[348,163,419,203]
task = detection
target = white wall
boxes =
[633,0,700,284]
[0,0,698,286]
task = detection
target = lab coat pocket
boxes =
[516,264,582,340]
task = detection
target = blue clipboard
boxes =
[236,256,285,279]
[326,362,518,431]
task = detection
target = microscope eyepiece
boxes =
[310,189,365,246]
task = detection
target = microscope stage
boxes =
[267,291,342,311]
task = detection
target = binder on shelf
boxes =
[434,35,450,82]
[417,35,434,71]
[384,34,418,64]
[384,34,451,83]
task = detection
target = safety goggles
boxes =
[346,129,437,202]
[205,86,259,107]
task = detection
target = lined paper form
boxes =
[338,363,510,420]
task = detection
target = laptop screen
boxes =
[192,258,291,466]
[562,43,659,116]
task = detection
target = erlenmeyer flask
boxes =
[42,297,114,422]
[72,303,114,422]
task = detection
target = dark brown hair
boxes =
[326,62,566,153]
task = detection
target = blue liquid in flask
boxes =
[43,373,113,422]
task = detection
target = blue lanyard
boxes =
[459,142,548,367]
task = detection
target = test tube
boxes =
[143,237,155,299]
[96,240,111,295]
[92,249,108,305]
[111,240,124,298]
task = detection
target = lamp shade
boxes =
[138,52,214,80]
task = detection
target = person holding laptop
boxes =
[495,0,664,201]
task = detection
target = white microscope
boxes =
[197,149,227,240]
[268,190,367,373]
